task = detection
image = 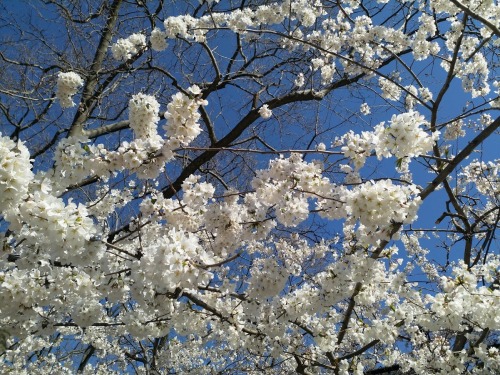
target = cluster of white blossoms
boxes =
[345,180,421,242]
[444,119,465,140]
[411,13,440,60]
[87,186,133,220]
[149,28,168,51]
[142,183,272,257]
[404,85,419,110]
[106,138,157,176]
[428,259,500,332]
[340,111,438,173]
[111,33,146,61]
[106,88,206,179]
[252,153,328,226]
[128,93,161,143]
[373,111,438,161]
[180,174,215,210]
[164,15,196,39]
[294,72,305,87]
[133,228,215,294]
[258,104,273,119]
[360,103,371,115]
[459,159,499,196]
[340,130,373,170]
[154,0,418,81]
[161,0,324,42]
[50,88,206,184]
[456,53,491,98]
[379,76,402,101]
[248,153,422,242]
[0,268,47,330]
[246,257,288,300]
[56,71,84,108]
[438,16,493,99]
[163,85,207,147]
[13,192,97,264]
[51,136,108,194]
[0,135,33,212]
[204,197,255,254]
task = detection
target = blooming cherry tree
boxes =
[0,0,499,374]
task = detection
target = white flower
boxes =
[111,33,146,61]
[0,135,34,211]
[360,103,371,115]
[129,93,161,140]
[8,186,99,266]
[460,159,499,196]
[444,119,465,140]
[379,77,401,101]
[258,104,272,119]
[52,136,108,193]
[247,258,288,299]
[294,73,305,87]
[150,28,168,51]
[187,84,202,96]
[419,87,433,102]
[135,228,214,293]
[346,180,421,242]
[405,85,418,110]
[56,72,84,108]
[163,86,207,147]
[373,111,438,160]
[341,130,373,170]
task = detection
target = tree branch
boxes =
[69,0,123,137]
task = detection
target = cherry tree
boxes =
[0,0,499,373]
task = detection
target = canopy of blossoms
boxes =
[0,0,499,373]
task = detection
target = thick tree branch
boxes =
[69,0,123,137]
